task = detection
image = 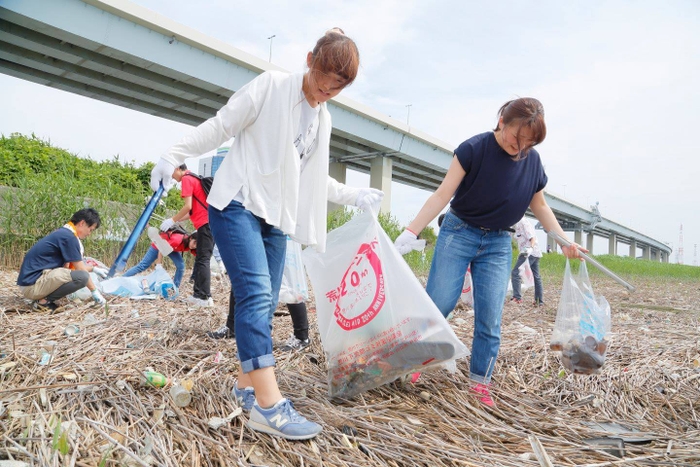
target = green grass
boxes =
[537,253,700,280]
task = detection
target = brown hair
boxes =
[309,29,360,86]
[494,97,547,159]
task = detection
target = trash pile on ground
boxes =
[1,270,699,466]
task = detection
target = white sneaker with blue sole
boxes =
[248,398,322,440]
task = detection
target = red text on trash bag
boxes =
[325,240,386,330]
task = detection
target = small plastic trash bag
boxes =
[279,237,309,304]
[506,259,534,293]
[550,259,611,375]
[460,265,473,306]
[303,210,469,398]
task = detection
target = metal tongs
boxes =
[546,230,636,292]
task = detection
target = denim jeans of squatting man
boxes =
[426,210,512,385]
[209,201,286,374]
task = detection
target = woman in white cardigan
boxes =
[150,29,382,440]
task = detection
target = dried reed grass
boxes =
[1,270,699,466]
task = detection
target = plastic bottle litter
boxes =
[141,371,170,388]
[64,324,80,336]
[82,313,99,326]
[169,384,192,407]
[38,350,52,366]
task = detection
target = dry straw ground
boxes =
[1,268,699,467]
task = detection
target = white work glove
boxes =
[93,267,109,279]
[355,188,384,212]
[394,229,426,255]
[160,218,175,232]
[524,247,533,257]
[91,289,106,306]
[150,158,176,193]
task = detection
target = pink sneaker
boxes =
[470,383,495,407]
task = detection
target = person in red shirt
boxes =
[160,164,214,307]
[124,229,197,288]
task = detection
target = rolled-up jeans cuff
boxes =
[240,353,276,374]
[469,373,490,385]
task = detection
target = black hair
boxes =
[178,163,187,170]
[185,231,198,254]
[70,208,101,229]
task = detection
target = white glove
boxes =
[524,247,533,257]
[394,229,426,255]
[150,158,176,193]
[160,218,175,232]
[355,188,384,212]
[93,267,109,279]
[91,289,106,306]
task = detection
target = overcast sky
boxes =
[1,0,698,264]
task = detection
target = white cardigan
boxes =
[163,71,359,252]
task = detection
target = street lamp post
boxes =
[405,104,412,125]
[267,35,276,62]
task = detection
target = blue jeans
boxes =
[209,200,286,373]
[511,254,544,303]
[426,210,512,385]
[124,245,185,288]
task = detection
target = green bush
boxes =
[0,133,159,269]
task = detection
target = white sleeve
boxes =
[326,176,361,206]
[162,73,270,165]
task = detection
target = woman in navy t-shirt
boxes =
[394,98,584,407]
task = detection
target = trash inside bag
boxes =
[550,260,611,375]
[303,211,469,398]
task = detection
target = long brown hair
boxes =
[309,29,360,86]
[494,97,547,160]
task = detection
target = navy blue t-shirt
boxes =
[451,131,548,229]
[17,228,83,286]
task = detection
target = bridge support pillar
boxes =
[629,239,637,258]
[650,249,658,261]
[547,236,558,254]
[641,245,650,260]
[586,232,595,253]
[370,156,392,214]
[328,161,347,213]
[574,230,583,246]
[608,233,617,255]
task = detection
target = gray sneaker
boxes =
[280,335,311,352]
[232,381,255,411]
[248,398,322,440]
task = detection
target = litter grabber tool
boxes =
[546,230,636,292]
[107,184,165,278]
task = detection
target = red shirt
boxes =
[150,232,193,254]
[181,171,209,229]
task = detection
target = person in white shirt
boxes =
[511,216,544,306]
[150,28,382,440]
